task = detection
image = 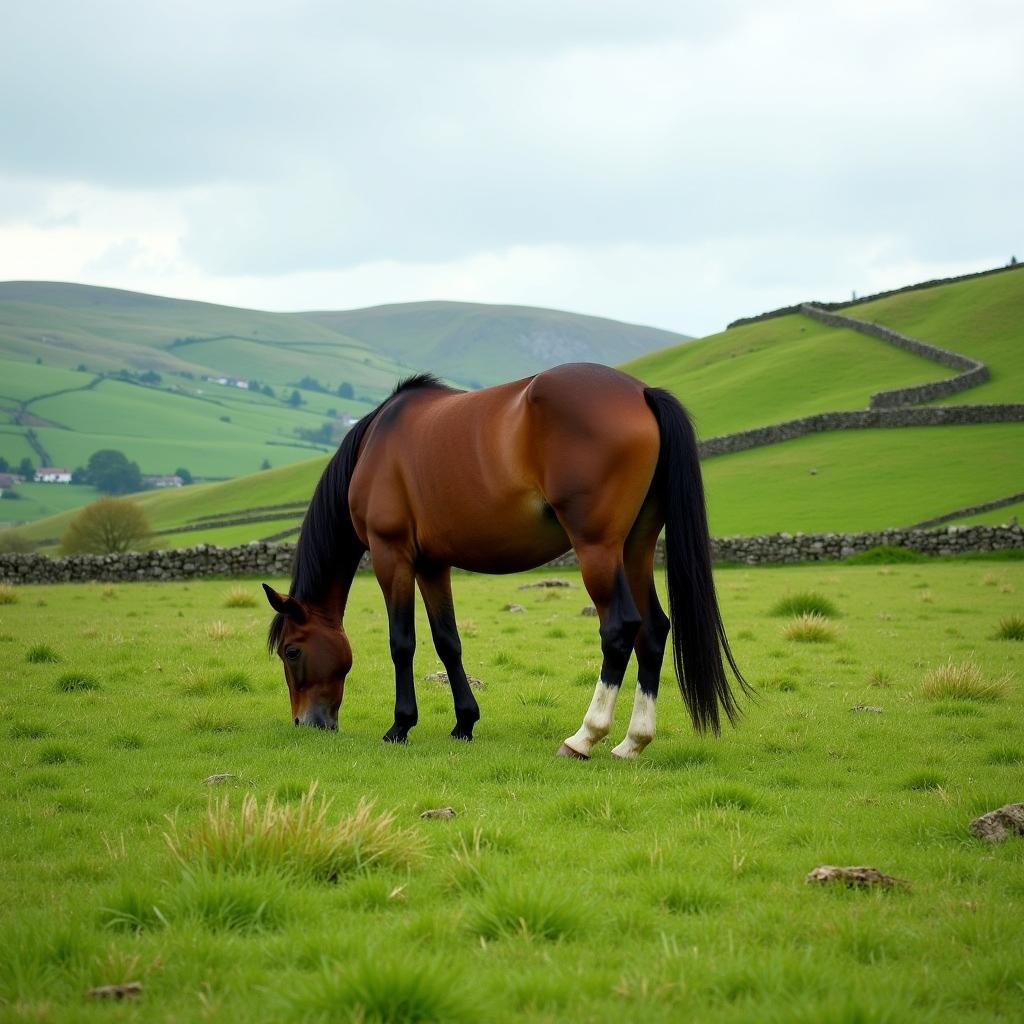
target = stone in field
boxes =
[420,806,457,820]
[87,982,142,1000]
[203,773,234,785]
[504,603,526,613]
[423,671,485,690]
[850,704,884,713]
[580,605,597,617]
[805,865,907,888]
[518,578,574,589]
[969,803,1024,843]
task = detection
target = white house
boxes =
[34,467,72,483]
[144,475,184,488]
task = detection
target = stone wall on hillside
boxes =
[800,304,988,407]
[697,403,1024,458]
[2,526,1021,584]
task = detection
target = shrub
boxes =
[920,661,1010,702]
[993,616,1024,641]
[26,644,61,664]
[780,613,837,643]
[770,592,839,618]
[61,498,150,554]
[165,784,425,882]
[0,584,18,604]
[469,878,582,940]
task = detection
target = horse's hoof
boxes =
[450,725,474,741]
[382,729,409,744]
[557,741,589,760]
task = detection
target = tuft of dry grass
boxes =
[0,584,17,605]
[780,613,837,643]
[206,621,234,641]
[920,660,1010,702]
[223,587,258,608]
[867,668,892,688]
[165,784,425,882]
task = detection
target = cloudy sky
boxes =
[2,0,1021,335]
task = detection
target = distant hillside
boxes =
[299,301,689,387]
[0,283,682,507]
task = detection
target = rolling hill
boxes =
[0,283,685,506]
[14,263,1022,552]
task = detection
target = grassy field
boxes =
[846,269,1024,406]
[620,313,951,437]
[1,561,1021,1022]
[0,483,103,527]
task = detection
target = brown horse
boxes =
[264,362,746,758]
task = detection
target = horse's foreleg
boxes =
[559,546,641,759]
[372,545,419,743]
[417,566,480,741]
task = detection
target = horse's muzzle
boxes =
[294,710,338,730]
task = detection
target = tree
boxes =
[71,466,89,485]
[337,381,354,399]
[139,370,162,385]
[86,449,143,494]
[18,457,34,479]
[287,390,303,407]
[260,458,272,470]
[0,457,8,472]
[174,466,193,485]
[61,498,150,554]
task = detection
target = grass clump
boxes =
[165,784,425,882]
[780,613,837,643]
[920,661,1010,702]
[469,878,583,941]
[770,592,839,618]
[55,672,100,692]
[0,584,18,605]
[289,956,478,1023]
[26,644,61,664]
[992,615,1024,641]
[223,586,258,608]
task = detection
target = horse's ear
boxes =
[262,583,307,623]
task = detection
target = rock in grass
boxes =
[423,671,485,690]
[850,704,884,713]
[969,803,1024,843]
[805,865,907,888]
[518,578,574,590]
[504,603,526,613]
[580,605,597,617]
[87,982,142,1000]
[204,773,235,785]
[420,806,457,820]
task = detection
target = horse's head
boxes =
[262,584,351,730]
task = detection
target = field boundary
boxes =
[2,525,1021,582]
[905,490,1024,530]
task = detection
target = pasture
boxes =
[2,561,1022,1022]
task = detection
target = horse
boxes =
[263,362,747,759]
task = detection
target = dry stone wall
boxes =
[2,525,1021,584]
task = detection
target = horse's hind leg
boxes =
[559,544,642,759]
[417,565,481,741]
[611,530,670,759]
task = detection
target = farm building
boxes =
[145,475,184,488]
[34,467,71,483]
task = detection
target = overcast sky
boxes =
[1,0,1021,336]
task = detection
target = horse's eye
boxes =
[284,646,301,662]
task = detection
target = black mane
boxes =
[267,372,451,652]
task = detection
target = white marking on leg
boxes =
[563,678,620,757]
[611,688,657,759]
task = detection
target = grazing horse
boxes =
[264,362,746,758]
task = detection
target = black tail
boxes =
[644,387,749,734]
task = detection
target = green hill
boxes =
[300,301,689,389]
[0,283,685,501]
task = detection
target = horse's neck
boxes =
[322,546,364,626]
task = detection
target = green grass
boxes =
[621,312,952,437]
[0,563,1022,1021]
[847,268,1024,405]
[0,481,103,527]
[703,423,1024,535]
